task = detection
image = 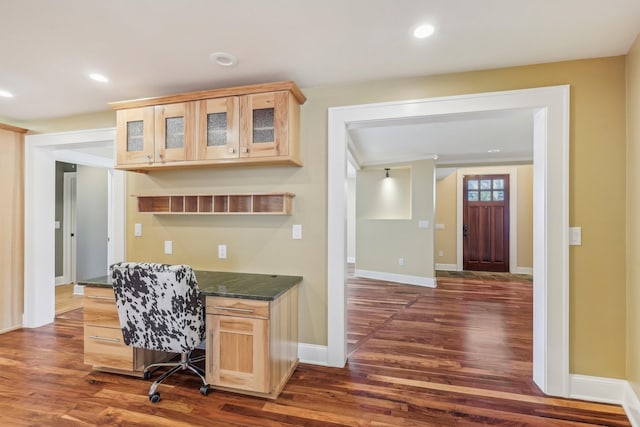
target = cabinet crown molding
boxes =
[110,81,306,110]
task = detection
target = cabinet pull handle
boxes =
[89,335,121,343]
[87,295,115,301]
[213,306,254,313]
[144,153,152,162]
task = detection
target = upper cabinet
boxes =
[111,81,305,171]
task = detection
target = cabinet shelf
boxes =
[137,193,294,215]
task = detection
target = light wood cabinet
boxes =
[198,96,240,160]
[111,81,305,171]
[0,123,27,334]
[83,286,171,376]
[116,102,196,166]
[205,285,298,399]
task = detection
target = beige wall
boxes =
[19,55,629,378]
[0,125,25,332]
[356,161,435,278]
[435,165,533,270]
[627,34,640,394]
[347,177,356,261]
[435,171,458,265]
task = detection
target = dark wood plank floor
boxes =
[0,272,630,426]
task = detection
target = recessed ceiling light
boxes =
[89,73,109,83]
[0,89,15,98]
[487,149,502,153]
[413,24,435,39]
[210,52,238,67]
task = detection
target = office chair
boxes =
[111,262,210,403]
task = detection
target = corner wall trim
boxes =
[299,343,328,366]
[569,374,640,426]
[354,269,437,288]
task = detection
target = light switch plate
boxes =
[164,240,173,254]
[435,223,445,230]
[134,223,142,237]
[418,220,429,229]
[292,224,302,240]
[218,244,227,259]
[569,227,582,246]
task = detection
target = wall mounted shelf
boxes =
[136,193,294,215]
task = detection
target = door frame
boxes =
[23,128,124,328]
[456,167,523,274]
[327,85,570,397]
[62,171,77,284]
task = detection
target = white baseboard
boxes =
[55,275,70,285]
[73,284,85,296]
[298,343,328,366]
[570,374,640,426]
[0,324,22,334]
[354,269,436,288]
[435,263,458,271]
[513,266,533,275]
[347,257,356,264]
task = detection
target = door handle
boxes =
[463,224,469,237]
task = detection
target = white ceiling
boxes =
[2,0,639,165]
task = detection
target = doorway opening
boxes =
[328,86,570,397]
[24,128,125,329]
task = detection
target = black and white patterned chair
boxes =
[110,262,210,402]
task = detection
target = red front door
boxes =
[463,174,510,272]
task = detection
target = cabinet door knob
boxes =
[157,152,165,162]
[228,148,235,154]
[144,153,152,162]
[241,147,249,153]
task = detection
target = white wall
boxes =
[75,166,108,280]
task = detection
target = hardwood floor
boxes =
[55,283,83,315]
[0,273,630,426]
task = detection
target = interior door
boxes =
[463,174,510,272]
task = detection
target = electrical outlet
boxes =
[398,257,405,266]
[164,240,172,254]
[438,250,443,257]
[218,244,227,259]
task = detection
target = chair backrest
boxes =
[110,262,205,353]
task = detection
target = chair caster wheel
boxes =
[200,384,210,396]
[149,392,161,403]
[143,371,151,380]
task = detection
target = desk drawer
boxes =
[84,325,133,370]
[84,287,120,328]
[207,296,269,319]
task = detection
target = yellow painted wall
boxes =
[435,171,458,265]
[20,55,628,378]
[516,166,533,268]
[627,34,640,394]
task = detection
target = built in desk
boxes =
[80,270,301,399]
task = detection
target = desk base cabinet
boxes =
[83,286,171,376]
[205,285,298,399]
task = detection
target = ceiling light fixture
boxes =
[89,73,109,83]
[0,89,15,98]
[413,24,435,39]
[384,168,390,178]
[210,52,238,67]
[487,148,502,153]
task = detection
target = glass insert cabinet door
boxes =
[197,97,240,160]
[154,102,195,162]
[240,91,289,158]
[115,106,155,165]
